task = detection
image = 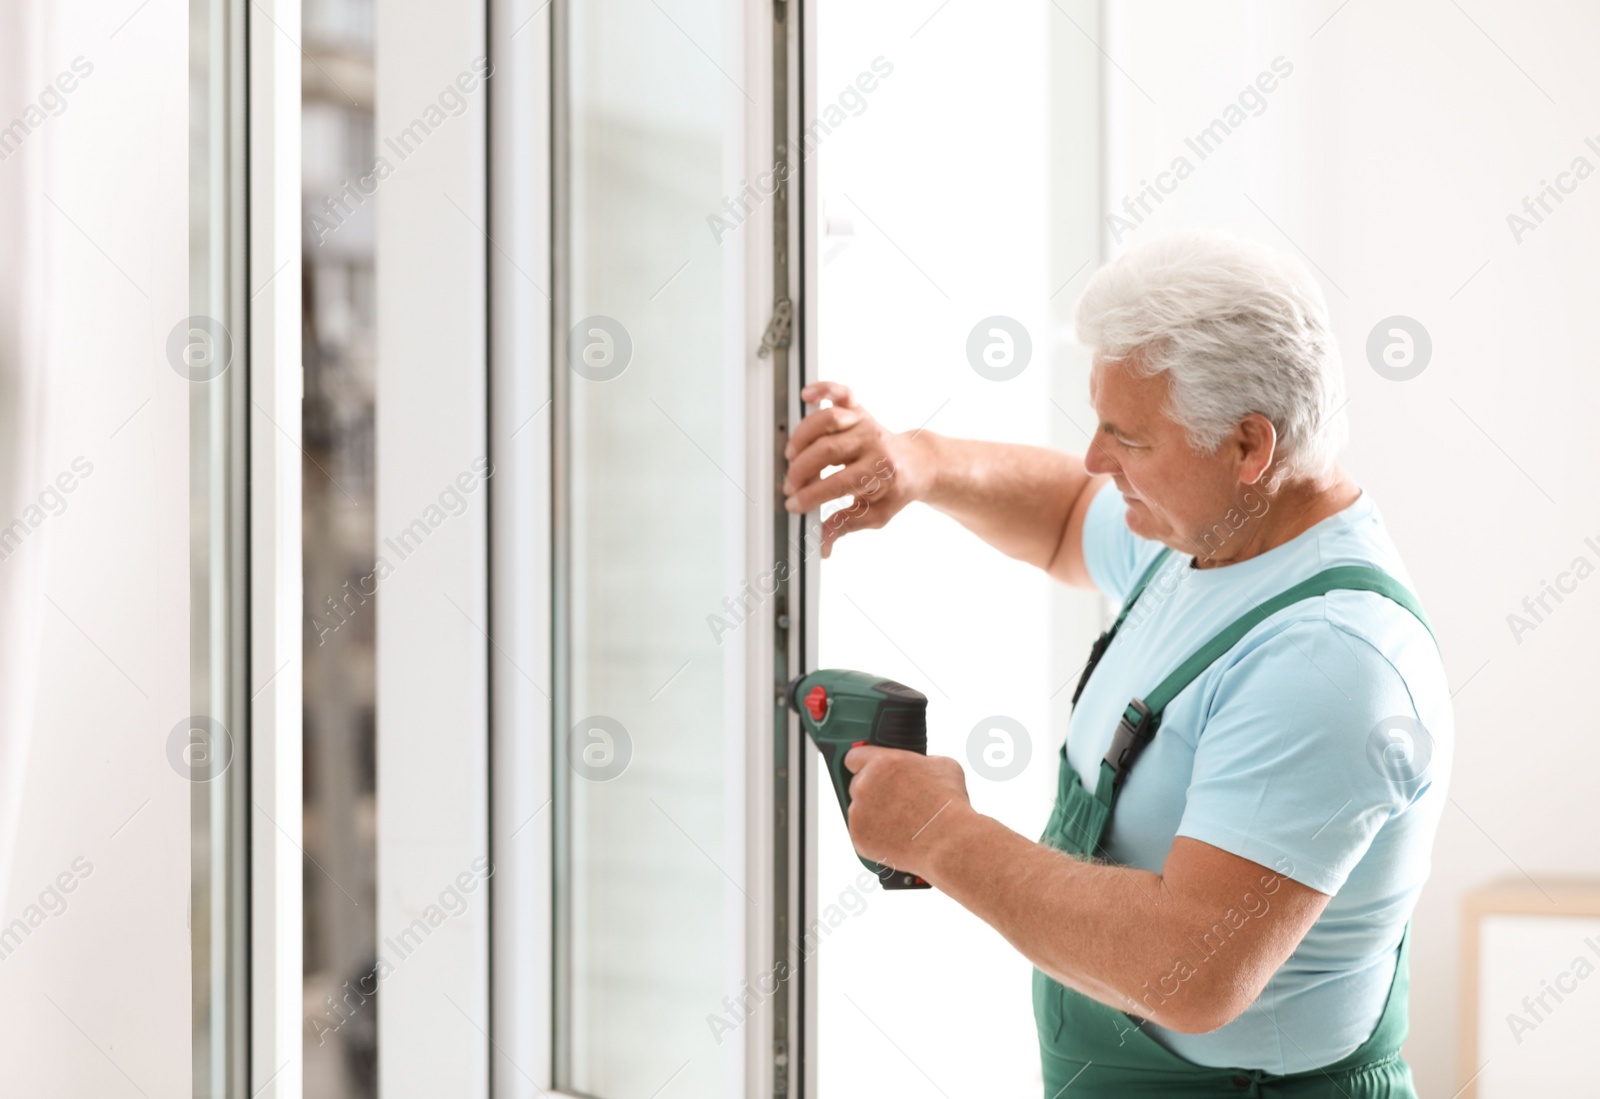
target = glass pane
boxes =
[302,0,380,1095]
[556,0,742,1094]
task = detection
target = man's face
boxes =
[1084,355,1263,552]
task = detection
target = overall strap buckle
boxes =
[1104,698,1157,787]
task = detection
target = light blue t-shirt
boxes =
[1071,479,1452,1073]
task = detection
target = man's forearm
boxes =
[909,431,1093,572]
[918,806,1214,1034]
[840,746,1315,1035]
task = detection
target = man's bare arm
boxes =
[914,432,1110,589]
[840,741,1332,1035]
[923,815,1328,1033]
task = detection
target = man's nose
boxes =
[1083,439,1115,476]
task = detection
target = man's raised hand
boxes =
[781,381,932,558]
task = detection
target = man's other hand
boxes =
[842,744,971,878]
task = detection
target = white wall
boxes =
[0,0,192,1092]
[815,0,1600,1093]
[1104,1,1600,1092]
[813,3,1103,1096]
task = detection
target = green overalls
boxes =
[1034,549,1435,1098]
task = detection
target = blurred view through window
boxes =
[302,0,378,1094]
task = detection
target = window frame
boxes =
[493,0,817,1094]
[245,0,305,1094]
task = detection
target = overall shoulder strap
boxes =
[1069,548,1175,708]
[1102,564,1435,790]
[1116,547,1175,629]
[1144,564,1435,713]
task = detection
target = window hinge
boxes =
[757,297,793,359]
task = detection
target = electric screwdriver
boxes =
[786,669,933,891]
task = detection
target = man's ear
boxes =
[1235,413,1278,486]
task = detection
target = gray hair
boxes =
[1074,229,1347,485]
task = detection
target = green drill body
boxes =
[787,669,932,891]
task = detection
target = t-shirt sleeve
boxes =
[1081,479,1168,604]
[1174,615,1431,896]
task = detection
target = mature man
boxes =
[781,230,1450,1097]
